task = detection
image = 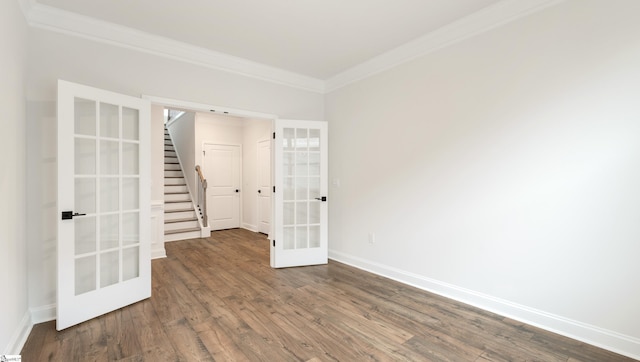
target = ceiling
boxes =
[35,0,502,80]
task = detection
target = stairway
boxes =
[164,128,201,242]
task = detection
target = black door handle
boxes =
[315,196,327,202]
[235,189,240,193]
[258,190,262,193]
[61,211,87,220]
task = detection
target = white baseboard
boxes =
[329,249,640,360]
[151,248,167,259]
[30,304,56,324]
[242,223,258,233]
[4,311,32,355]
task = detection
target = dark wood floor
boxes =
[22,229,635,361]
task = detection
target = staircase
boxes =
[164,128,201,242]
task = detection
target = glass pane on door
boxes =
[282,127,322,250]
[72,98,142,296]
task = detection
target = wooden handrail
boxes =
[195,165,207,188]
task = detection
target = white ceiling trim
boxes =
[325,0,566,92]
[21,0,565,95]
[23,2,326,93]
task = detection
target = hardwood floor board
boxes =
[403,334,484,362]
[222,295,319,361]
[72,314,109,361]
[127,299,180,360]
[192,318,252,362]
[150,259,193,324]
[287,285,425,361]
[163,317,214,361]
[20,319,51,360]
[103,307,144,361]
[299,284,415,345]
[22,229,635,361]
[162,258,213,325]
[250,292,375,362]
[528,331,635,362]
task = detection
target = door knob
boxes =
[258,190,262,193]
[235,189,240,193]
[315,196,327,202]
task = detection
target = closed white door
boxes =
[272,120,328,268]
[257,139,271,235]
[57,80,151,330]
[204,144,241,230]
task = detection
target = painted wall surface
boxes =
[24,28,324,316]
[0,0,28,354]
[326,0,640,357]
[168,112,196,200]
[150,105,165,202]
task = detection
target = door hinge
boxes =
[273,132,275,139]
[272,240,275,247]
[273,186,276,193]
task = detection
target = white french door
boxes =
[203,143,241,230]
[271,120,328,268]
[57,80,151,330]
[257,139,271,235]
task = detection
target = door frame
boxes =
[201,141,243,230]
[142,96,328,267]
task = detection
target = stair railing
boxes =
[195,165,208,227]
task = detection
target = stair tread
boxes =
[165,227,200,235]
[164,191,189,195]
[165,184,187,186]
[165,208,195,213]
[165,200,192,203]
[165,217,198,224]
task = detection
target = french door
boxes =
[271,120,328,268]
[57,80,151,330]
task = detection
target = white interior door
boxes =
[271,120,328,268]
[257,139,271,235]
[204,144,241,230]
[57,80,150,330]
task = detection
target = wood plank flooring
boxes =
[22,229,635,361]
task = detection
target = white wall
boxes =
[0,0,29,354]
[25,27,324,320]
[150,105,165,202]
[168,112,196,200]
[326,0,640,358]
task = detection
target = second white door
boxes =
[257,139,271,235]
[203,144,241,230]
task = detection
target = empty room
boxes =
[2,0,639,360]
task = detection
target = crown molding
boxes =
[325,0,566,93]
[23,2,325,94]
[22,0,565,95]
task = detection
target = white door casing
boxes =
[271,120,328,268]
[57,80,151,330]
[257,139,271,235]
[203,143,241,230]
